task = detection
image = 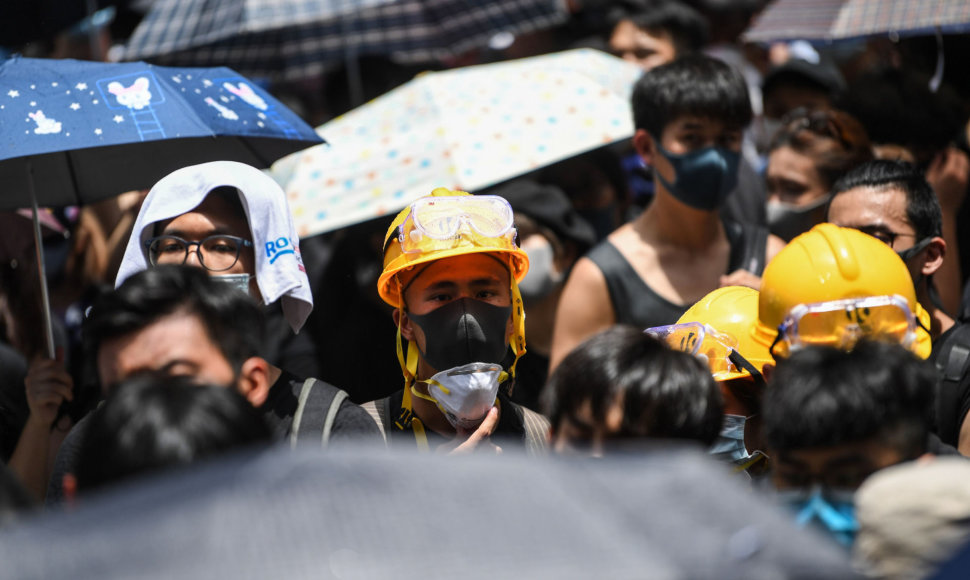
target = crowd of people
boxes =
[4,0,970,577]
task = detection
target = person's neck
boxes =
[635,192,725,250]
[917,282,955,339]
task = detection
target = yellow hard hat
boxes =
[377,188,529,309]
[754,223,931,359]
[676,286,773,381]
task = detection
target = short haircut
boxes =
[769,107,874,191]
[764,340,934,458]
[609,0,709,56]
[74,373,273,492]
[831,159,943,239]
[632,54,752,137]
[84,265,265,382]
[543,325,724,446]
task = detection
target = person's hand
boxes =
[439,406,503,455]
[926,146,970,213]
[24,353,73,429]
[720,269,762,290]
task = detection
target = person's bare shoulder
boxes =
[548,256,615,374]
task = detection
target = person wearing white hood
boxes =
[39,162,381,504]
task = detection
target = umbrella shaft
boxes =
[27,164,56,360]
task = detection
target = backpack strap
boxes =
[289,377,350,449]
[934,324,970,445]
[360,398,390,444]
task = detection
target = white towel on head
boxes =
[116,161,313,333]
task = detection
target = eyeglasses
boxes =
[146,235,253,272]
[851,225,915,249]
[769,294,916,358]
[781,108,853,150]
[397,195,517,255]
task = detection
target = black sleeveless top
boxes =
[585,220,769,330]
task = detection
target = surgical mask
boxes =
[407,297,512,372]
[518,238,562,303]
[414,362,503,429]
[766,195,830,242]
[654,142,740,211]
[779,486,858,547]
[709,414,753,466]
[212,273,253,296]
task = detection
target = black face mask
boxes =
[407,298,512,372]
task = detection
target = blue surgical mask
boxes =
[653,141,740,211]
[709,414,752,466]
[780,486,858,547]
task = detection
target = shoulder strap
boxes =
[289,378,349,449]
[934,324,970,445]
[360,398,390,443]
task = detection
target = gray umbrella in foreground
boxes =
[0,445,857,579]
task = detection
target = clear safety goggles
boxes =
[397,195,517,254]
[770,294,916,358]
[646,322,749,381]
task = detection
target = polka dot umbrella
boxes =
[276,48,644,238]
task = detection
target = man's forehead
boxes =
[156,193,252,237]
[830,186,911,226]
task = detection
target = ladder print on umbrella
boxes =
[98,72,167,141]
[223,80,301,139]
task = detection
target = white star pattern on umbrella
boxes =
[7,90,18,97]
[70,103,80,110]
[94,128,102,135]
[113,115,124,123]
[75,83,87,90]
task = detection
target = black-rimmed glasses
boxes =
[146,235,253,272]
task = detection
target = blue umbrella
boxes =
[0,56,324,356]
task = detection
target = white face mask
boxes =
[212,273,253,296]
[415,362,503,430]
[518,237,563,303]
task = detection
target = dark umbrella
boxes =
[0,446,858,579]
[0,56,323,356]
[121,0,570,83]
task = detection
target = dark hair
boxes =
[543,325,724,446]
[84,265,265,383]
[632,54,752,137]
[609,0,709,56]
[764,340,933,458]
[769,107,874,191]
[74,373,273,492]
[831,159,943,239]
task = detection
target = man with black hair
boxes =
[46,266,380,503]
[764,340,936,546]
[550,55,784,371]
[544,325,723,456]
[607,0,708,71]
[827,159,970,454]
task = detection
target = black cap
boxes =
[763,57,846,98]
[492,180,597,250]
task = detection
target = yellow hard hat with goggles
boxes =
[378,189,531,436]
[647,321,764,383]
[768,294,920,359]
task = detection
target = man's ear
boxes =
[633,129,656,165]
[394,308,415,341]
[761,362,775,384]
[237,356,271,407]
[920,237,946,277]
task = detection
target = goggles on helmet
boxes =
[646,322,751,381]
[397,195,516,255]
[770,294,916,358]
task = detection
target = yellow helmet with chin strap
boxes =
[378,188,531,435]
[754,223,932,359]
[667,286,773,382]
